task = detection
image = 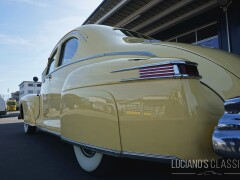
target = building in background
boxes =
[19,81,42,100]
[83,0,239,55]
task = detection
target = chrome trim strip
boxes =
[37,126,61,137]
[122,151,179,162]
[224,97,240,114]
[174,74,202,79]
[121,76,174,81]
[140,66,173,71]
[171,60,198,65]
[121,75,201,82]
[111,60,197,73]
[61,136,121,157]
[61,136,179,162]
[218,124,240,130]
[140,71,174,76]
[225,97,240,106]
[139,69,173,74]
[46,51,158,76]
[173,64,180,74]
[217,113,240,130]
[212,129,240,158]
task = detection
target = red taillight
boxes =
[177,64,199,77]
[138,63,200,79]
[139,64,174,78]
[178,65,187,74]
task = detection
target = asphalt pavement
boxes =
[0,112,174,180]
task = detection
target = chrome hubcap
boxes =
[80,148,96,158]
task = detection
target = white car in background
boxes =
[0,96,7,116]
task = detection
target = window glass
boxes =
[47,50,57,75]
[28,90,33,94]
[28,84,33,87]
[37,84,41,87]
[60,38,78,66]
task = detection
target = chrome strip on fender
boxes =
[111,60,197,73]
[122,151,179,162]
[121,75,201,82]
[61,136,179,162]
[46,51,158,76]
[61,136,121,157]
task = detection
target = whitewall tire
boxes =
[73,145,116,175]
[74,146,103,172]
[24,123,36,134]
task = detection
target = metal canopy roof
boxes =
[83,0,222,36]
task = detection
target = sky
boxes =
[0,0,103,99]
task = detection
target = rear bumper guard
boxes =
[212,97,240,158]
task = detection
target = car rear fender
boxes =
[60,57,201,155]
[20,94,40,126]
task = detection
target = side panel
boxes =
[61,89,121,151]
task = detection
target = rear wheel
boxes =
[73,145,116,175]
[24,123,36,134]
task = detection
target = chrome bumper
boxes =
[212,128,240,158]
[212,97,240,158]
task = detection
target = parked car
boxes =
[20,24,240,174]
[212,97,240,158]
[0,96,7,116]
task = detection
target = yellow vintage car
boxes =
[20,24,240,174]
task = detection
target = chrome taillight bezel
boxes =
[111,60,202,82]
